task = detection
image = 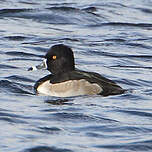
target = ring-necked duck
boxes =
[29,44,125,97]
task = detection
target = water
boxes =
[1,0,152,151]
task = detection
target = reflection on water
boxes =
[1,0,152,151]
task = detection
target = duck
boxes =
[29,44,125,97]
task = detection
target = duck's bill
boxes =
[28,59,47,71]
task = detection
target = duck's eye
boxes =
[52,55,57,60]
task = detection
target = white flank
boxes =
[37,79,102,97]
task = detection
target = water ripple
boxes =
[0,8,33,15]
[0,80,33,95]
[95,142,152,151]
[5,51,43,58]
[0,64,18,69]
[24,146,73,152]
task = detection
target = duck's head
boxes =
[29,44,75,74]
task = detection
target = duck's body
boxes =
[30,44,125,97]
[34,70,124,97]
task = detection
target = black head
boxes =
[45,44,75,74]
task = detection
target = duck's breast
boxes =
[36,79,103,97]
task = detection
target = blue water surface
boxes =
[1,0,152,152]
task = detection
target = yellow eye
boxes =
[52,55,57,60]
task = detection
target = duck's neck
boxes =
[50,70,74,84]
[52,66,75,75]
